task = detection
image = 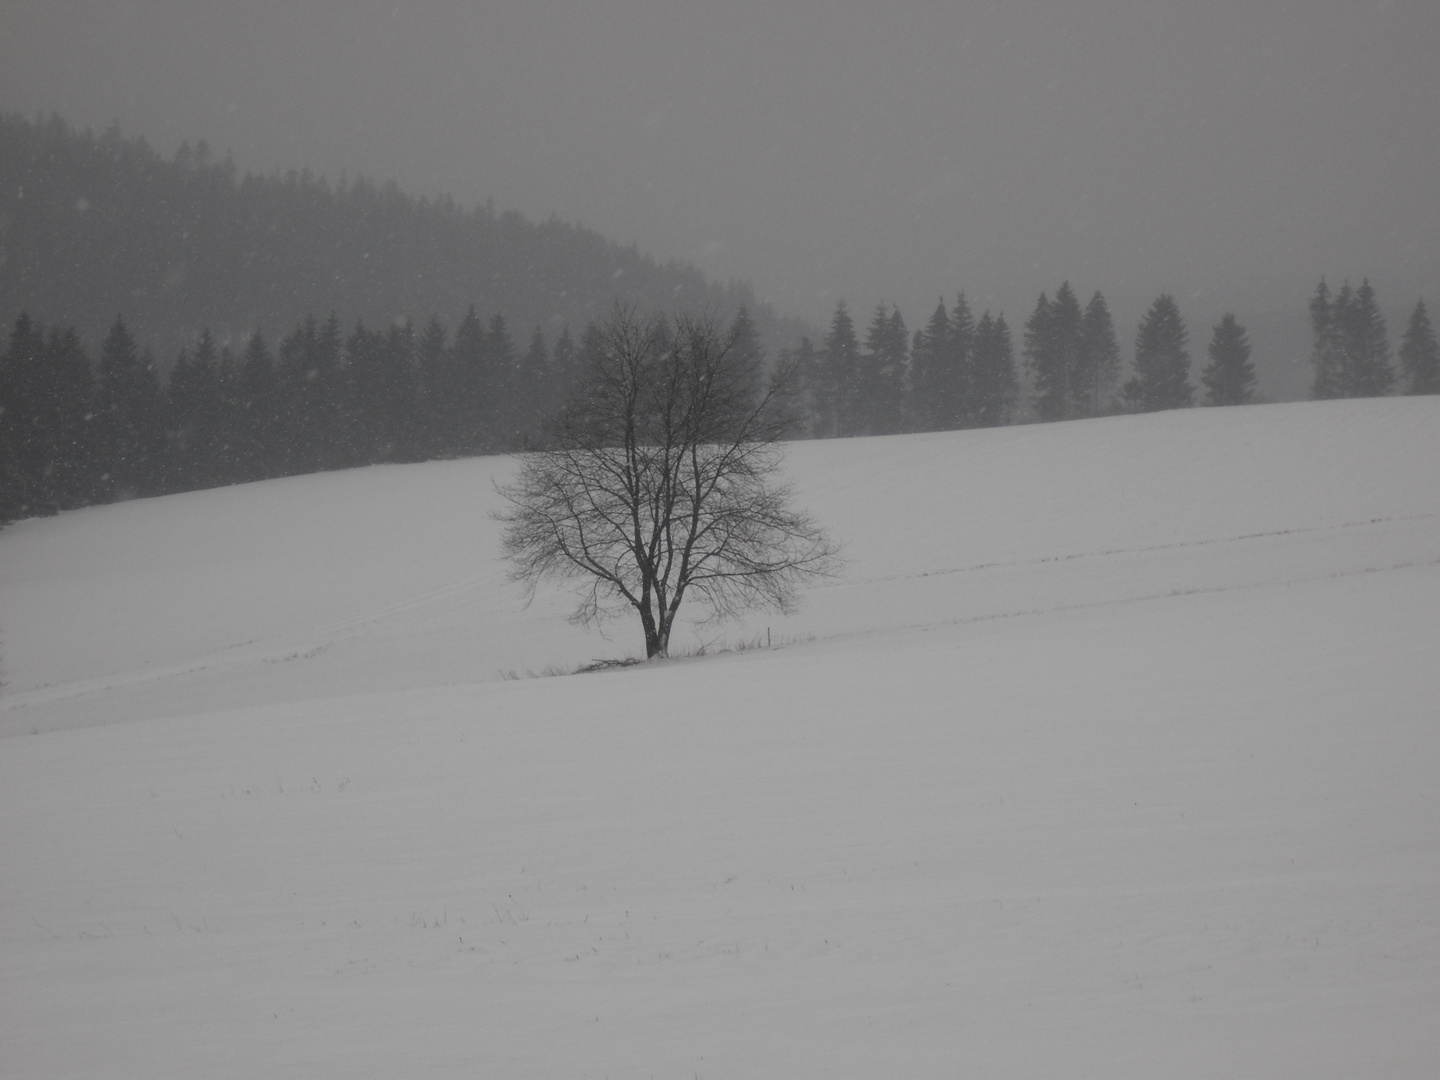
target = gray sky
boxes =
[4,0,1438,348]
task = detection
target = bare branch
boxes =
[498,304,839,658]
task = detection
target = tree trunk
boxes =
[636,594,670,658]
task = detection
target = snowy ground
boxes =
[2,398,1438,1078]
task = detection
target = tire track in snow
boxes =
[808,555,1440,646]
[0,573,498,716]
[831,513,1438,589]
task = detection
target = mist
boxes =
[3,0,1438,382]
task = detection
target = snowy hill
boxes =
[2,398,1438,1078]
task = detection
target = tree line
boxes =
[0,305,595,522]
[5,275,1436,526]
[779,280,1437,440]
[1307,279,1439,400]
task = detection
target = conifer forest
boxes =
[2,114,1436,527]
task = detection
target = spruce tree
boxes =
[908,301,950,432]
[1398,299,1439,395]
[486,313,519,449]
[165,346,197,489]
[514,326,552,447]
[42,326,100,510]
[1022,293,1051,417]
[236,331,278,481]
[549,324,581,406]
[95,315,167,499]
[1309,279,1342,399]
[1335,279,1393,397]
[884,306,910,433]
[970,310,1018,428]
[858,305,908,435]
[451,305,489,454]
[343,319,419,462]
[819,301,860,438]
[276,313,346,473]
[1122,295,1193,411]
[166,329,225,490]
[381,321,421,461]
[1201,313,1256,406]
[728,307,765,404]
[313,313,346,469]
[340,319,382,465]
[1075,291,1120,416]
[212,343,245,486]
[0,316,100,523]
[0,313,59,520]
[783,336,821,437]
[946,294,975,428]
[1025,282,1084,421]
[415,315,451,457]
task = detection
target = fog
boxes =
[4,0,1438,351]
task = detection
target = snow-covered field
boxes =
[2,398,1438,1079]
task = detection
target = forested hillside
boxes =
[0,114,796,359]
[5,114,1435,530]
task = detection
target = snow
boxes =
[2,397,1438,1078]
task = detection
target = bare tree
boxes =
[500,306,838,659]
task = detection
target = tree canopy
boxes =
[499,306,838,659]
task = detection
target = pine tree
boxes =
[212,343,245,486]
[859,305,908,435]
[276,313,347,472]
[343,319,419,463]
[382,321,421,461]
[486,313,519,449]
[41,326,100,510]
[728,307,765,404]
[908,301,950,432]
[95,315,167,498]
[312,313,346,469]
[1335,279,1394,397]
[970,310,1018,428]
[549,324,581,406]
[781,336,821,437]
[1024,282,1084,421]
[167,329,225,490]
[1022,292,1051,418]
[1,315,100,522]
[514,326,552,447]
[1075,291,1120,416]
[1398,299,1439,395]
[450,305,489,454]
[236,331,278,480]
[947,294,975,428]
[1309,279,1342,399]
[1201,313,1256,406]
[1122,295,1193,411]
[819,301,860,438]
[414,315,451,457]
[340,319,382,465]
[910,294,975,430]
[1,313,59,520]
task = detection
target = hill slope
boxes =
[0,114,801,358]
[2,399,1438,1078]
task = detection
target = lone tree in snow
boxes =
[499,305,839,659]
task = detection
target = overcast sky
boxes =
[4,0,1438,337]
